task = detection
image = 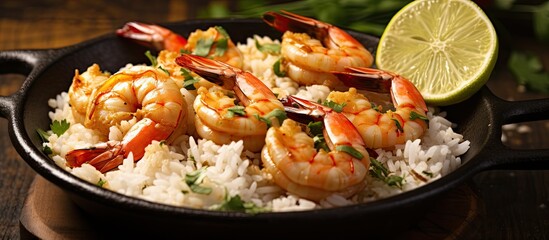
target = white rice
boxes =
[43,36,470,212]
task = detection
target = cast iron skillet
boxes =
[1,19,549,237]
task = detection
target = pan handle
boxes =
[489,95,549,169]
[0,49,58,119]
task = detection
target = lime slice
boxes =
[376,0,498,106]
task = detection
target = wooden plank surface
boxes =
[1,0,548,239]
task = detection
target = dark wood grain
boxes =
[1,0,548,239]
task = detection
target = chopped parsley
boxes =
[225,106,246,118]
[369,158,404,189]
[273,58,286,77]
[51,119,70,136]
[254,37,281,54]
[410,111,428,123]
[255,108,287,127]
[181,68,201,90]
[392,118,403,133]
[335,145,364,159]
[193,37,215,57]
[192,26,231,58]
[212,26,229,57]
[97,178,106,187]
[323,100,346,113]
[184,168,212,195]
[215,194,268,214]
[422,171,434,178]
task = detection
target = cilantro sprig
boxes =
[369,158,404,188]
[181,68,201,90]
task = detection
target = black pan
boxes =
[1,19,549,238]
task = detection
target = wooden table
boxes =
[1,1,548,239]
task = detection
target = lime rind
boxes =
[376,0,499,106]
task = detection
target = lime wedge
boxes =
[376,0,498,106]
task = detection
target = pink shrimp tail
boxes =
[116,22,187,52]
[263,11,330,41]
[333,67,428,112]
[65,118,170,173]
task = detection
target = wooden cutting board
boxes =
[20,175,480,239]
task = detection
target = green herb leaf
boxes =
[37,128,51,142]
[51,119,70,136]
[307,121,324,136]
[392,118,403,133]
[158,66,170,76]
[323,100,346,113]
[225,106,246,118]
[313,135,329,152]
[43,145,53,155]
[385,175,404,188]
[369,157,389,179]
[422,171,434,178]
[255,108,287,127]
[97,178,106,187]
[307,121,329,152]
[145,50,157,67]
[335,145,364,159]
[410,111,429,123]
[273,58,286,77]
[213,37,228,57]
[215,195,267,214]
[254,37,281,54]
[508,51,549,94]
[185,168,207,185]
[369,158,404,189]
[190,184,213,195]
[185,168,212,195]
[193,37,215,57]
[215,26,230,38]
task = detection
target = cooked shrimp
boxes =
[262,96,370,201]
[263,11,373,89]
[155,50,216,90]
[330,67,429,149]
[183,27,243,69]
[65,66,187,172]
[68,64,110,124]
[117,22,242,68]
[175,54,284,152]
